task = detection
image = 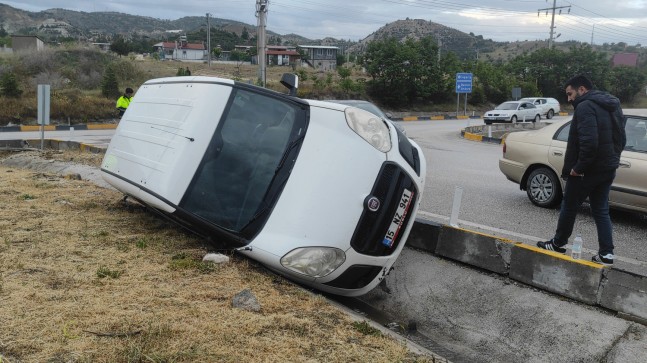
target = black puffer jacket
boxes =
[562,90,626,178]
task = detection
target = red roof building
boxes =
[611,53,639,67]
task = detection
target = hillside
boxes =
[349,18,500,61]
[1,3,639,62]
[0,3,311,43]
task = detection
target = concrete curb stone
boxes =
[407,218,647,321]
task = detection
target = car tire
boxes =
[526,167,562,208]
[533,114,540,123]
[547,109,554,119]
[511,115,517,123]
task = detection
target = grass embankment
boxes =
[0,150,433,362]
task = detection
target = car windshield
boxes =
[496,102,519,110]
[180,88,307,234]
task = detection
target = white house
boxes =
[154,37,206,61]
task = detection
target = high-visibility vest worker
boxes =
[116,87,134,116]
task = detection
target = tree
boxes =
[101,66,120,99]
[0,71,23,98]
[362,36,443,107]
[608,66,647,102]
[110,36,131,57]
[241,27,249,41]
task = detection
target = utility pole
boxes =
[538,0,570,49]
[437,37,442,67]
[256,0,268,87]
[206,13,212,67]
[591,24,595,46]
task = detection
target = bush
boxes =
[101,66,120,99]
[0,71,22,98]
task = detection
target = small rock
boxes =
[202,253,229,264]
[232,289,261,312]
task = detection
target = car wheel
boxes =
[547,109,554,119]
[526,167,562,208]
[511,115,517,123]
[533,114,540,123]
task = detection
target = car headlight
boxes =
[345,107,392,152]
[280,247,346,278]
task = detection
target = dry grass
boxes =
[0,151,431,362]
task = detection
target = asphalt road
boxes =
[401,117,647,274]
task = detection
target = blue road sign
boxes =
[456,73,473,93]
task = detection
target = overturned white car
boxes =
[101,75,426,296]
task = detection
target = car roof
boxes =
[520,97,558,101]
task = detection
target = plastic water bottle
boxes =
[571,233,583,260]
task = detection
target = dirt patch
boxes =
[0,150,434,362]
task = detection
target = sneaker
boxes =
[536,239,566,254]
[592,253,614,266]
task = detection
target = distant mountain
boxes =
[0,3,316,43]
[3,3,614,62]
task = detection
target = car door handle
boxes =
[619,160,631,168]
[552,151,563,156]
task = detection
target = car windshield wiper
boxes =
[275,134,305,173]
[240,134,305,231]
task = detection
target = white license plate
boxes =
[382,188,414,248]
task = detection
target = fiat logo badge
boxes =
[366,196,380,212]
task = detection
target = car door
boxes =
[609,116,647,212]
[523,103,537,121]
[547,121,569,174]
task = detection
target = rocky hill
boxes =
[349,18,502,60]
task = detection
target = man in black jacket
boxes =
[537,74,626,265]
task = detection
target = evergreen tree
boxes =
[0,71,23,98]
[101,66,120,99]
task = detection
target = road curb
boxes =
[15,139,108,154]
[0,124,118,132]
[407,218,647,320]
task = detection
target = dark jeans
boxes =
[553,170,616,255]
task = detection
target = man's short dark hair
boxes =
[564,75,593,90]
[125,87,134,94]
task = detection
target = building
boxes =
[611,53,639,67]
[11,35,46,53]
[153,36,206,61]
[266,45,300,66]
[297,45,339,71]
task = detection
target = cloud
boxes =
[2,0,646,44]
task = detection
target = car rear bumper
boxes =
[499,157,525,184]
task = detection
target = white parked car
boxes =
[100,75,426,296]
[519,97,561,119]
[483,101,542,125]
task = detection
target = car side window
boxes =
[625,117,647,153]
[555,122,570,141]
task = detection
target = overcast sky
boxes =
[3,0,647,45]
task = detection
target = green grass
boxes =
[96,266,123,279]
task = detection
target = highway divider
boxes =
[407,218,647,324]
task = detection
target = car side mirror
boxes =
[280,73,299,96]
